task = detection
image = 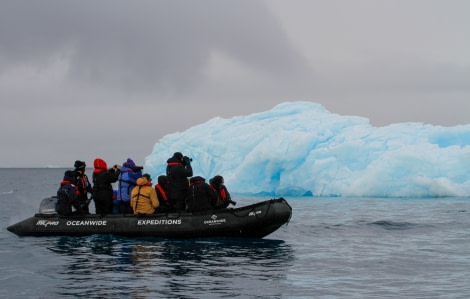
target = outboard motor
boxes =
[39,196,58,214]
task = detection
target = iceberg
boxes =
[144,101,470,198]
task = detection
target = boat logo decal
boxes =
[137,219,182,225]
[204,215,226,225]
[249,210,262,216]
[66,220,107,226]
[36,219,60,227]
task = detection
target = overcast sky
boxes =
[1,0,469,167]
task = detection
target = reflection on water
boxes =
[46,236,295,298]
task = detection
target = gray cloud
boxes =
[0,0,309,97]
[0,0,469,167]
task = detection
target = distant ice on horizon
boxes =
[144,101,470,198]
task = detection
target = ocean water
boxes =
[1,168,469,298]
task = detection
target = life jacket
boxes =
[210,184,227,202]
[74,174,89,197]
[189,176,205,186]
[167,161,182,167]
[219,188,227,202]
[60,179,73,186]
[155,184,168,202]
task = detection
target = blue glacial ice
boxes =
[144,101,470,198]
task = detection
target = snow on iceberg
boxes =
[144,101,470,198]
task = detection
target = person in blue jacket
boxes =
[117,158,143,214]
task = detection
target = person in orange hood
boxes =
[131,174,160,214]
[92,158,121,215]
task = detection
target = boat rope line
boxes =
[231,199,276,219]
[232,198,291,225]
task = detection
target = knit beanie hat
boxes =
[126,158,136,169]
[74,160,86,170]
[63,170,74,182]
[173,152,183,160]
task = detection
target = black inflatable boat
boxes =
[7,197,292,239]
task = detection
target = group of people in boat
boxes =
[56,152,236,216]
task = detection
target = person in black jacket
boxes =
[57,170,84,216]
[71,160,93,214]
[186,176,218,213]
[166,152,193,211]
[154,175,171,213]
[92,158,121,215]
[210,175,236,209]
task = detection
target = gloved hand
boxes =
[228,200,237,206]
[183,156,192,165]
[134,166,143,172]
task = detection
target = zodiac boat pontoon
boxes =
[7,197,292,239]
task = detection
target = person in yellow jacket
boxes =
[131,174,159,214]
